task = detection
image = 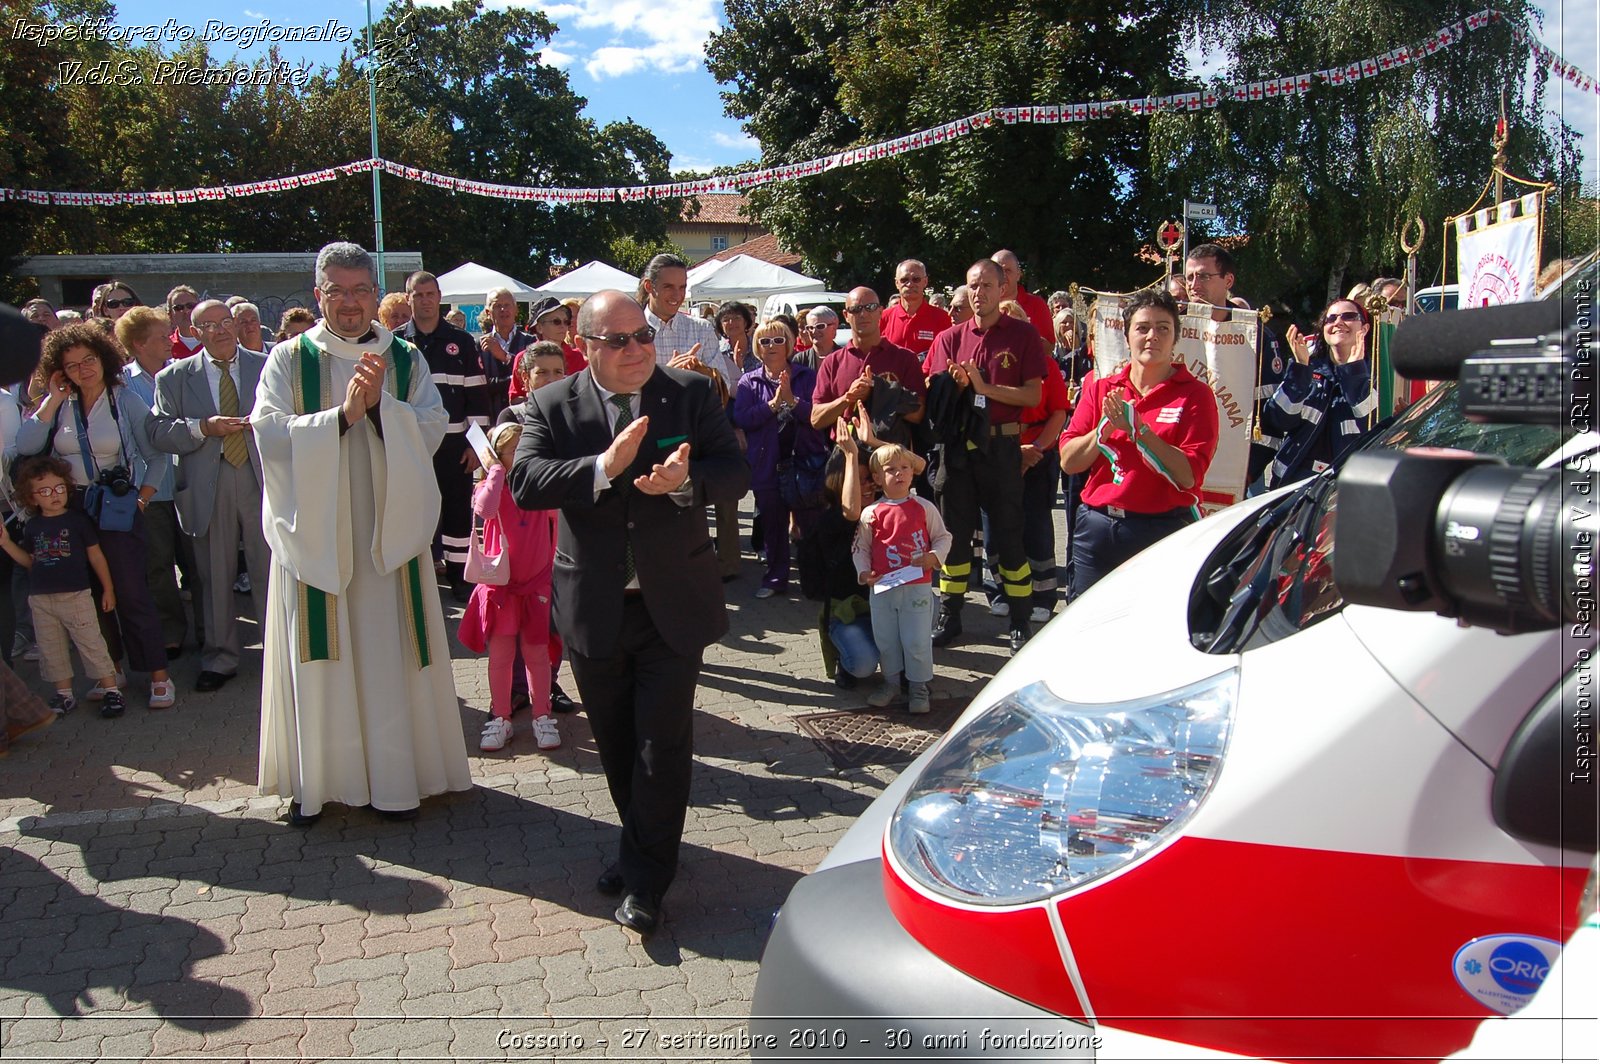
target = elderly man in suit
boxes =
[509,289,750,935]
[149,299,270,692]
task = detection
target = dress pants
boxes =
[1068,504,1195,599]
[567,596,701,898]
[195,461,271,675]
[141,499,195,649]
[83,501,168,674]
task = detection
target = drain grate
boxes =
[791,698,966,769]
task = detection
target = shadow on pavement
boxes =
[0,846,251,1030]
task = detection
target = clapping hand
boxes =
[1285,324,1313,365]
[602,415,650,480]
[342,352,385,423]
[844,367,874,405]
[852,401,882,447]
[775,369,795,407]
[1102,387,1134,434]
[635,442,691,495]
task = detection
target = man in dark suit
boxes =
[148,299,270,692]
[509,290,750,935]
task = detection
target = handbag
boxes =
[463,513,509,586]
[778,449,829,511]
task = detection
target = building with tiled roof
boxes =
[702,232,804,269]
[669,194,770,263]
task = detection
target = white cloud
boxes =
[711,130,756,151]
[540,46,575,69]
[243,7,268,17]
[490,0,722,80]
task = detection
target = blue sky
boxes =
[93,0,1600,182]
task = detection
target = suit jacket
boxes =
[148,347,267,537]
[509,366,750,659]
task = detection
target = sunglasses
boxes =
[102,297,137,309]
[582,326,656,350]
[538,315,570,327]
[170,301,197,314]
[1323,311,1363,326]
[757,336,788,347]
[844,302,882,314]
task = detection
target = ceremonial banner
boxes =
[1455,192,1541,306]
[1089,294,1258,512]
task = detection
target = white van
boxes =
[750,268,1595,1060]
[761,290,854,344]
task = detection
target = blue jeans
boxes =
[827,613,879,679]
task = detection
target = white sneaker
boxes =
[531,714,561,750]
[479,716,513,752]
[1030,606,1052,624]
[87,671,127,701]
[988,598,1010,617]
[867,682,899,708]
[22,643,40,662]
[908,682,931,714]
[148,679,177,710]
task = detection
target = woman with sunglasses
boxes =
[15,323,175,711]
[1260,297,1379,489]
[90,281,142,322]
[732,319,828,598]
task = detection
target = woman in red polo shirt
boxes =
[1058,289,1219,599]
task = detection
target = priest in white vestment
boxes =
[253,242,473,825]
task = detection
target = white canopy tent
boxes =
[535,261,639,299]
[686,254,824,305]
[434,261,541,304]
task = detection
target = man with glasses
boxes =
[166,286,203,360]
[399,271,490,601]
[990,249,1055,343]
[1183,243,1288,485]
[254,242,472,829]
[510,289,749,936]
[810,287,926,441]
[148,300,270,694]
[880,259,951,359]
[478,287,532,413]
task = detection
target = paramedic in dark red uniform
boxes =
[1059,289,1219,599]
[923,259,1047,654]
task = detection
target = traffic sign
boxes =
[1185,201,1219,220]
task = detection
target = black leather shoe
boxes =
[833,671,858,691]
[1008,625,1032,655]
[596,866,624,896]
[615,892,661,934]
[194,671,234,693]
[931,604,964,648]
[164,644,183,660]
[288,802,321,828]
[375,806,418,822]
[549,684,578,715]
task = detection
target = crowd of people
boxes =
[0,241,1399,933]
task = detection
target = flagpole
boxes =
[365,0,386,292]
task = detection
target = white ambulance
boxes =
[751,272,1596,1061]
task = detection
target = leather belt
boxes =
[988,422,1021,437]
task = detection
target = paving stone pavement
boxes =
[0,501,1036,1062]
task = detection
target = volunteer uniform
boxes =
[1061,362,1219,598]
[881,300,951,362]
[812,339,928,411]
[1260,351,1377,488]
[1015,357,1072,616]
[924,314,1048,637]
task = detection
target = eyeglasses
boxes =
[582,326,656,350]
[31,484,70,498]
[1323,311,1363,326]
[844,302,882,314]
[322,285,376,303]
[62,359,98,374]
[756,336,789,348]
[102,297,137,309]
[194,319,235,332]
[538,315,570,328]
[169,302,197,314]
[1183,272,1222,285]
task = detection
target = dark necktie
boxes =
[609,394,635,584]
[214,359,248,467]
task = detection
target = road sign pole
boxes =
[1181,200,1190,268]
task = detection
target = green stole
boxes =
[292,333,433,669]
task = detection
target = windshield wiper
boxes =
[1200,472,1337,653]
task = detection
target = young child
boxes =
[852,443,951,714]
[0,456,125,718]
[457,422,559,752]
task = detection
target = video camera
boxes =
[1334,295,1595,635]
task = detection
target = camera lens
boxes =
[1432,466,1584,631]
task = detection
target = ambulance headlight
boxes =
[888,670,1238,905]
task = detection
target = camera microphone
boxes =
[1389,301,1561,381]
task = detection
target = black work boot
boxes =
[931,598,964,648]
[1007,619,1033,655]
